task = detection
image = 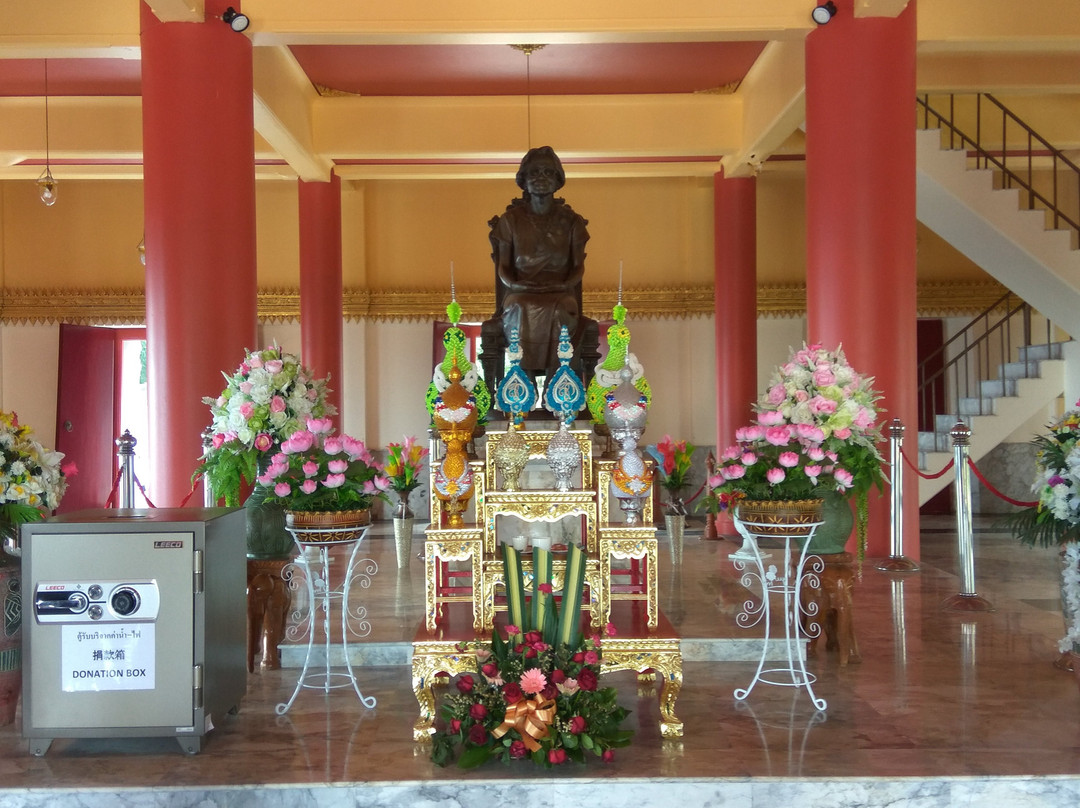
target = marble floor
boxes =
[1,514,1079,807]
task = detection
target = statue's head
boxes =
[515,146,566,192]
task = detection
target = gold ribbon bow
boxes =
[492,694,557,752]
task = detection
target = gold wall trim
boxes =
[0,280,1012,325]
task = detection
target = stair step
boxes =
[919,430,953,453]
[1019,342,1066,362]
[980,377,1017,397]
[998,360,1043,380]
[934,414,971,434]
[958,397,995,416]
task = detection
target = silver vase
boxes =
[394,517,414,569]
[665,514,685,564]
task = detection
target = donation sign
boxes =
[61,624,156,692]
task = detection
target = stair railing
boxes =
[917,291,1057,433]
[917,93,1080,248]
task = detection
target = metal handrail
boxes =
[917,291,1055,434]
[918,93,1080,244]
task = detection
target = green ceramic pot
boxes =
[808,491,855,555]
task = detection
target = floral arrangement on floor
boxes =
[646,435,696,515]
[1000,407,1080,653]
[255,417,389,513]
[431,542,632,768]
[0,410,71,530]
[196,344,337,505]
[705,343,886,555]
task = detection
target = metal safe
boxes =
[21,507,246,755]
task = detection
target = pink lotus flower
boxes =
[323,473,346,488]
[804,464,822,482]
[328,459,348,474]
[300,479,318,495]
[765,426,792,446]
[758,410,785,426]
[723,465,747,481]
[306,417,334,435]
[323,436,343,455]
[766,468,787,485]
[778,452,799,468]
[735,425,765,442]
[274,482,291,497]
[834,468,855,489]
[302,461,319,477]
[740,451,758,466]
[282,430,315,453]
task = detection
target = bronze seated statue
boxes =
[479,146,600,408]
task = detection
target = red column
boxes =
[714,171,758,534]
[141,1,257,505]
[805,0,919,559]
[298,175,344,421]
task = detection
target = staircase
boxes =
[914,94,1080,504]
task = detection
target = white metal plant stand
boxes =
[731,514,827,711]
[276,526,378,715]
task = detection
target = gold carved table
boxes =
[599,525,658,629]
[423,526,483,631]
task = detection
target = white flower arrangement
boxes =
[0,411,69,527]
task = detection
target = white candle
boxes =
[531,535,552,551]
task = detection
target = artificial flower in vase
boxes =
[1000,406,1080,664]
[255,417,390,543]
[194,344,338,559]
[706,343,886,558]
[646,435,695,562]
[384,436,428,520]
[0,410,71,725]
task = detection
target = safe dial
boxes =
[109,587,140,617]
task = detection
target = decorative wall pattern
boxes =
[0,280,1010,326]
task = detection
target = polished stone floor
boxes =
[1,514,1078,807]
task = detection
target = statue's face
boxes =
[523,156,560,196]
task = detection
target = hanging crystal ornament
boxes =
[37,59,57,207]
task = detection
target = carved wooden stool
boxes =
[801,551,861,666]
[247,558,292,671]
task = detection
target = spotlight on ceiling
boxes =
[812,1,837,24]
[222,7,250,33]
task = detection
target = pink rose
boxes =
[239,402,255,419]
[584,650,599,665]
[833,427,852,440]
[605,622,617,637]
[211,433,226,449]
[767,384,786,405]
[253,433,273,452]
[270,396,286,414]
[812,368,836,386]
[264,359,284,374]
[808,396,837,416]
[246,356,260,370]
[239,381,253,395]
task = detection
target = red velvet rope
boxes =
[901,449,955,479]
[966,457,1038,508]
[102,465,124,508]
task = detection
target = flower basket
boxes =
[734,499,824,538]
[284,509,370,543]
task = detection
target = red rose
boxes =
[503,682,524,704]
[538,583,553,594]
[481,662,498,677]
[525,647,537,659]
[469,703,488,721]
[525,631,542,645]
[468,723,488,745]
[456,674,475,694]
[509,740,528,759]
[568,715,587,735]
[550,669,567,684]
[584,650,599,665]
[573,652,585,663]
[449,719,461,733]
[602,748,615,763]
[548,748,567,765]
[577,667,598,691]
[541,683,558,700]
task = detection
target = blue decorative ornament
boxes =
[495,327,537,426]
[543,325,586,426]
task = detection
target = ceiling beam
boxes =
[252,46,334,181]
[146,0,204,23]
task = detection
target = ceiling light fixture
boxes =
[37,59,56,207]
[222,7,250,33]
[510,44,545,151]
[812,2,837,25]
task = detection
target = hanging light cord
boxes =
[526,50,532,150]
[43,59,50,167]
